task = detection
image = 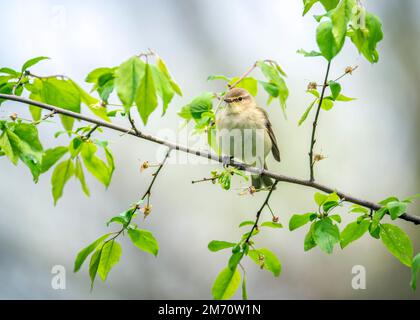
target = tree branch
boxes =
[0,93,419,225]
[309,61,331,182]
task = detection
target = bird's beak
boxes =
[224,98,232,103]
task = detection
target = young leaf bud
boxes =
[307,82,317,90]
[10,113,18,121]
[140,161,150,172]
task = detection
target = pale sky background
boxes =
[0,0,419,299]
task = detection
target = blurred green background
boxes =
[0,0,419,299]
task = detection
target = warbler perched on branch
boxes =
[216,87,280,189]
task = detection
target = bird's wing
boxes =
[257,106,281,162]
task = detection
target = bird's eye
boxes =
[238,97,243,101]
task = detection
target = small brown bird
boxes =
[216,87,280,189]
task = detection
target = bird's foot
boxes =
[222,155,234,168]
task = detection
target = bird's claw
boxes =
[222,155,234,168]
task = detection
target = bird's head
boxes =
[224,88,253,108]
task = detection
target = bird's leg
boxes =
[222,155,234,168]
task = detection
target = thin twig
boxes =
[309,61,331,182]
[228,62,258,89]
[27,71,68,80]
[245,181,279,244]
[191,176,219,184]
[128,111,141,136]
[84,124,100,140]
[105,148,172,243]
[0,93,419,225]
[140,148,172,201]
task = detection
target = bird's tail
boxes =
[251,163,275,190]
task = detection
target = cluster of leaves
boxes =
[206,167,249,190]
[74,200,159,289]
[178,60,288,154]
[289,192,420,290]
[0,53,181,204]
[49,131,115,204]
[209,218,282,300]
[0,118,114,204]
[298,80,355,125]
[87,54,182,125]
[301,0,383,63]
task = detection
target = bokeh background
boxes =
[0,0,419,299]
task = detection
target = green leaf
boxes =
[328,81,341,100]
[371,207,387,232]
[349,204,369,214]
[207,75,231,82]
[86,67,114,83]
[75,157,90,196]
[320,0,339,10]
[89,246,103,290]
[261,221,283,229]
[348,12,383,63]
[70,80,110,122]
[135,63,158,125]
[303,0,319,16]
[331,0,355,49]
[0,130,18,165]
[299,99,317,126]
[320,98,334,110]
[181,92,214,122]
[208,240,236,252]
[297,49,322,57]
[229,77,258,97]
[41,146,68,173]
[380,223,413,267]
[335,94,355,101]
[40,78,81,131]
[7,124,44,181]
[379,196,399,206]
[314,192,328,206]
[259,81,279,97]
[386,201,407,220]
[128,229,159,256]
[289,213,317,231]
[106,216,127,227]
[228,251,244,271]
[410,253,420,290]
[0,67,19,76]
[248,248,281,277]
[212,267,241,300]
[239,221,255,228]
[151,65,175,115]
[69,137,83,158]
[51,159,75,205]
[340,220,370,248]
[257,61,288,115]
[73,233,111,273]
[313,219,340,254]
[304,223,317,251]
[21,56,49,72]
[98,240,122,281]
[316,20,342,61]
[29,105,42,122]
[329,214,342,223]
[242,273,248,300]
[115,56,145,110]
[156,55,182,96]
[80,142,113,187]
